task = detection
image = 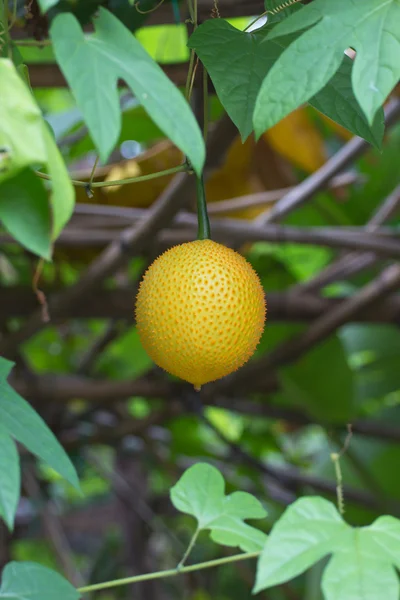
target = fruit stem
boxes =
[196,175,211,240]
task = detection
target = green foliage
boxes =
[188,19,384,147]
[0,59,74,258]
[0,2,399,599]
[50,8,205,173]
[254,0,400,132]
[0,425,20,530]
[170,463,267,552]
[255,496,400,600]
[340,324,400,406]
[0,170,51,259]
[0,562,79,600]
[279,335,355,423]
[0,357,80,498]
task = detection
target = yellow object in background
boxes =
[263,107,327,173]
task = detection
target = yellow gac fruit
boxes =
[135,240,266,389]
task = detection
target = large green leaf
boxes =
[0,169,51,259]
[0,425,20,531]
[254,497,350,592]
[170,463,267,552]
[255,497,400,599]
[254,0,400,131]
[188,19,384,147]
[0,562,79,600]
[0,59,75,254]
[50,8,205,174]
[69,105,164,159]
[41,122,75,237]
[0,357,80,490]
[0,60,47,184]
[309,57,384,150]
[278,334,355,423]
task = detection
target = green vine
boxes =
[196,174,211,240]
[78,551,260,594]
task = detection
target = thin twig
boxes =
[36,164,188,189]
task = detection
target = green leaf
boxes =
[0,58,75,255]
[309,56,384,150]
[0,562,79,600]
[0,59,47,184]
[188,19,383,147]
[322,530,399,600]
[278,335,355,423]
[50,8,205,174]
[0,169,52,260]
[37,0,60,12]
[170,463,267,552]
[254,0,400,131]
[0,357,80,490]
[254,497,350,593]
[0,425,20,531]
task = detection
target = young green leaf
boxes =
[0,562,79,600]
[254,497,350,593]
[0,169,52,260]
[188,19,384,147]
[0,357,80,491]
[170,463,267,552]
[322,531,399,600]
[0,425,20,531]
[254,0,400,132]
[50,8,205,174]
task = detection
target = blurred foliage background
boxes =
[1,1,400,599]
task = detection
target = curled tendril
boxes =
[266,0,303,15]
[134,0,166,15]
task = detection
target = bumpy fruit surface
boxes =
[135,240,266,388]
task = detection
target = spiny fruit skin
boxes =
[135,240,266,388]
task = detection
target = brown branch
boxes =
[4,222,400,258]
[254,99,400,225]
[160,220,400,258]
[1,287,400,323]
[11,374,400,444]
[294,183,400,294]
